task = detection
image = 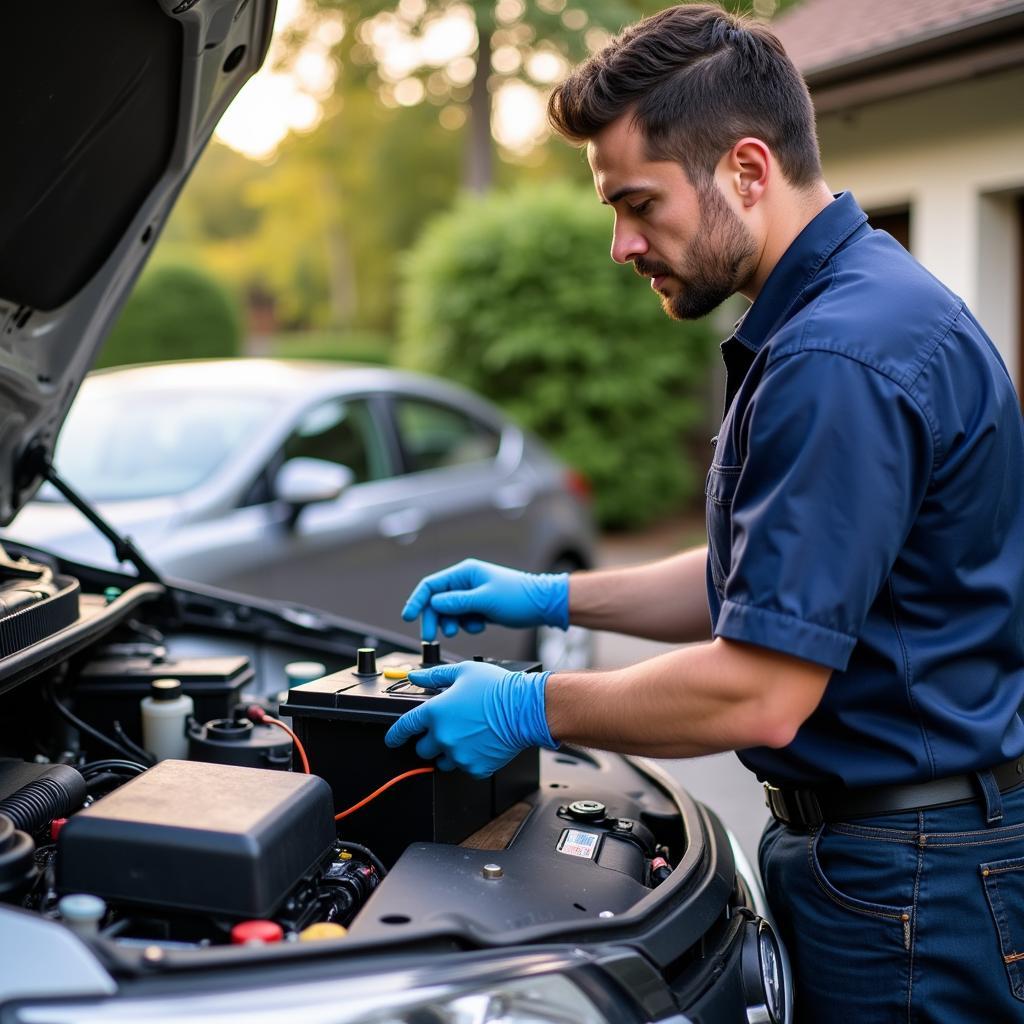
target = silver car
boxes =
[3,359,596,666]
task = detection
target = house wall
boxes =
[815,66,1024,391]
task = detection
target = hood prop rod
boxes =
[34,454,163,585]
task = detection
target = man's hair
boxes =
[547,4,821,189]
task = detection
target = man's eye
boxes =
[631,199,653,215]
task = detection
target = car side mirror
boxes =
[274,458,353,526]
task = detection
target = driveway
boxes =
[594,520,770,870]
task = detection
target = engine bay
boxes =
[0,547,686,959]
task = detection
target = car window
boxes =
[283,398,389,484]
[50,390,277,500]
[394,398,500,473]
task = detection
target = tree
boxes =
[303,0,664,193]
[291,1,804,194]
[153,0,807,333]
[164,83,466,333]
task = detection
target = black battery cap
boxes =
[356,648,378,676]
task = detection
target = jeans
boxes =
[759,778,1024,1022]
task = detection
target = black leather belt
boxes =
[764,756,1024,830]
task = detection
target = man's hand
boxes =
[383,661,558,777]
[401,559,569,641]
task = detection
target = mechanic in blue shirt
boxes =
[386,6,1024,1019]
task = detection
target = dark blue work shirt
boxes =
[706,191,1024,788]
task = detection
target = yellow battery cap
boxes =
[383,665,412,680]
[338,850,353,860]
[299,922,348,942]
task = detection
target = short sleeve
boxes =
[715,350,934,670]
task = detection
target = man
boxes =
[385,5,1024,1019]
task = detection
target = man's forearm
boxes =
[568,545,712,643]
[545,637,831,758]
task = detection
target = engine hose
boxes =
[0,765,86,834]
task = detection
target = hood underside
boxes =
[0,0,275,526]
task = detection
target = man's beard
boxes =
[635,185,757,321]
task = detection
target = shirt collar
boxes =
[733,191,869,352]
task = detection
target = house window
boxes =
[867,207,911,252]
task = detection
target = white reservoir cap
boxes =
[59,893,106,926]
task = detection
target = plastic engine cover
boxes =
[57,760,335,919]
[348,789,655,940]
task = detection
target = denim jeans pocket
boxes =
[980,855,1024,1001]
[808,826,913,943]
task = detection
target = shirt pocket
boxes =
[705,462,742,594]
[981,855,1024,1002]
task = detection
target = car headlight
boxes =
[15,971,610,1024]
[741,917,786,1024]
[386,975,606,1024]
[726,826,791,1024]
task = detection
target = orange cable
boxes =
[247,705,433,818]
[334,767,435,821]
[262,715,311,774]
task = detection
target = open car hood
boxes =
[0,0,276,527]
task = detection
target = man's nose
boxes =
[610,218,647,265]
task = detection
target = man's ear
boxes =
[719,137,770,209]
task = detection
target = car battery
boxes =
[280,644,540,867]
[75,655,254,745]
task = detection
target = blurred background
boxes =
[96,0,798,540]
[96,0,1024,538]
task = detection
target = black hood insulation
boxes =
[0,4,181,311]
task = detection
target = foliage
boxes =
[158,84,466,334]
[291,93,464,330]
[154,3,807,335]
[398,185,715,528]
[160,142,268,244]
[268,329,393,365]
[96,265,243,369]
[293,1,803,191]
[302,0,665,191]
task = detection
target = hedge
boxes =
[96,264,242,368]
[397,185,714,529]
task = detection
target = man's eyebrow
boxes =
[600,185,652,206]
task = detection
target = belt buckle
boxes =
[763,783,791,826]
[764,783,823,830]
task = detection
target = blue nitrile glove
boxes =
[401,558,569,642]
[383,661,558,778]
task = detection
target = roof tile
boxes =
[772,0,1018,74]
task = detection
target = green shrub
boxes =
[268,330,393,366]
[398,185,714,529]
[96,264,242,368]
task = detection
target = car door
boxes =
[374,394,538,655]
[207,393,413,628]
